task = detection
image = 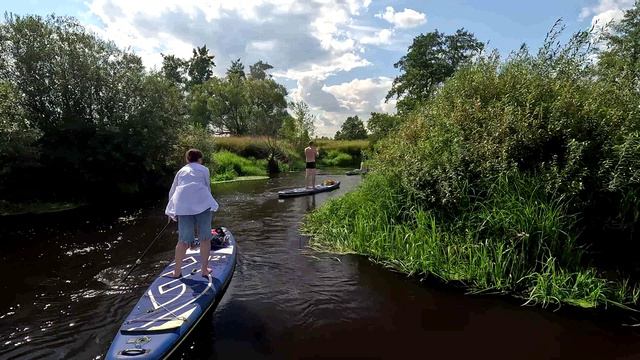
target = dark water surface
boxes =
[2,171,640,359]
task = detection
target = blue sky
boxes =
[3,0,635,135]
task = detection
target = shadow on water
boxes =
[1,171,640,359]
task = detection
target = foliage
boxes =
[281,100,315,151]
[306,9,640,309]
[386,29,484,113]
[0,14,184,200]
[367,112,402,144]
[211,151,267,181]
[0,81,40,188]
[335,115,367,140]
[187,45,215,87]
[318,150,354,167]
[315,139,369,158]
[249,60,274,80]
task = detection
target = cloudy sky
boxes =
[4,0,636,136]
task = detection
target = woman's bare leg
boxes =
[200,239,212,276]
[173,241,189,277]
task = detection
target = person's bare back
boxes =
[305,146,318,162]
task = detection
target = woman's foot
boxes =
[201,268,213,277]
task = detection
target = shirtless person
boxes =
[304,141,319,189]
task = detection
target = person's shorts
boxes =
[177,208,212,244]
[306,161,316,169]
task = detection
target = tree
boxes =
[0,14,184,199]
[187,45,215,87]
[249,60,274,80]
[281,100,316,149]
[387,29,484,113]
[335,115,367,140]
[598,2,640,87]
[161,53,187,85]
[226,58,246,80]
[367,112,402,143]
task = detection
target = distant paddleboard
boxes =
[105,228,237,360]
[278,181,340,198]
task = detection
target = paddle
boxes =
[121,218,172,282]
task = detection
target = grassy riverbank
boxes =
[304,20,640,311]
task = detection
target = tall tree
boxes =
[387,29,484,113]
[161,53,187,85]
[599,2,640,87]
[335,115,367,140]
[188,45,215,87]
[367,112,401,143]
[281,100,315,149]
[226,58,246,79]
[249,60,274,80]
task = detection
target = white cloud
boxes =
[580,0,635,31]
[375,6,426,29]
[359,28,394,45]
[84,0,397,136]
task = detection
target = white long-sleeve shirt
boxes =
[165,162,219,218]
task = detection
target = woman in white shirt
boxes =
[165,149,219,278]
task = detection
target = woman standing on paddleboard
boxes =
[165,149,219,278]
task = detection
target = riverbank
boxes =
[303,28,640,311]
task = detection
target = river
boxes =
[1,171,640,359]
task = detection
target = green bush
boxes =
[319,150,355,167]
[211,151,267,180]
[305,23,640,309]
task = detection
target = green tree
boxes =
[367,112,401,143]
[249,60,274,80]
[281,100,315,149]
[226,58,246,79]
[598,2,640,86]
[161,53,187,85]
[188,45,215,87]
[335,115,367,140]
[0,14,184,199]
[386,29,484,113]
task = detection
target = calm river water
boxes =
[1,171,640,359]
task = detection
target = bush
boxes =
[305,24,640,309]
[211,151,267,180]
[319,150,354,167]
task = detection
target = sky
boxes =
[2,0,637,136]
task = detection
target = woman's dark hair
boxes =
[185,149,203,163]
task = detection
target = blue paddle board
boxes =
[105,228,237,359]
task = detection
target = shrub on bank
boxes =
[211,151,267,181]
[319,150,355,167]
[304,27,640,309]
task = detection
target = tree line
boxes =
[0,14,318,203]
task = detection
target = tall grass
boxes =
[304,173,638,308]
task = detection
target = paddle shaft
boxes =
[121,218,172,282]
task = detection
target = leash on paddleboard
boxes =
[121,218,172,282]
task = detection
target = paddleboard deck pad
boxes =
[278,181,340,198]
[106,228,237,359]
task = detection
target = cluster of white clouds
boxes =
[85,0,428,136]
[83,0,637,136]
[580,0,636,31]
